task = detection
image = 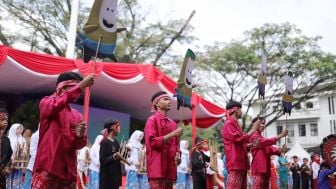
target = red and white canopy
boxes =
[0,45,225,128]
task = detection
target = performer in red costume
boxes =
[32,72,94,189]
[222,100,260,189]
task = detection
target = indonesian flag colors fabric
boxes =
[257,53,267,99]
[0,45,225,129]
[175,49,195,110]
[282,71,294,115]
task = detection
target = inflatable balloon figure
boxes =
[77,0,126,63]
[174,49,196,110]
[282,71,294,115]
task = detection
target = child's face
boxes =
[0,115,8,130]
[314,155,320,161]
[156,96,171,111]
[138,133,143,141]
[112,122,121,135]
[23,129,32,138]
[293,157,298,163]
[16,126,23,135]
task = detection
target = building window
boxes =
[334,120,336,134]
[299,124,306,136]
[273,105,278,112]
[310,123,318,136]
[294,103,301,110]
[288,125,294,137]
[306,102,313,109]
[329,97,332,114]
[332,96,335,114]
[277,125,283,135]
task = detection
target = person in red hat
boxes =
[191,137,210,189]
[144,91,183,189]
[222,100,260,189]
[32,72,94,189]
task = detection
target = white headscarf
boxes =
[89,135,103,172]
[8,123,25,152]
[180,140,189,155]
[91,135,103,153]
[128,130,144,149]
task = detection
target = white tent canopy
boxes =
[286,141,311,160]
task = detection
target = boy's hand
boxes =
[75,121,86,138]
[79,75,95,89]
[113,152,122,160]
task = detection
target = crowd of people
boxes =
[0,71,336,189]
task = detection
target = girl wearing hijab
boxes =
[125,130,149,189]
[77,144,90,189]
[176,140,191,189]
[7,123,26,189]
[88,135,103,189]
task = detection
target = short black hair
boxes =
[251,117,265,125]
[226,100,242,110]
[293,155,298,159]
[0,107,8,114]
[56,72,83,85]
[104,118,120,132]
[320,162,331,169]
[151,91,167,102]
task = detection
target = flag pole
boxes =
[66,0,80,58]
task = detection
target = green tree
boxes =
[0,0,196,65]
[195,23,336,130]
[10,100,39,132]
[180,123,223,151]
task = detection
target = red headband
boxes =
[53,80,78,96]
[151,94,169,112]
[226,106,240,118]
[0,112,8,120]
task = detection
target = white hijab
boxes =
[180,140,189,155]
[128,130,143,149]
[8,123,25,152]
[91,135,103,154]
[89,135,103,171]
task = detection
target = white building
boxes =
[252,86,336,151]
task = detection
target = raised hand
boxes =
[79,75,95,89]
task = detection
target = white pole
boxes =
[66,0,80,58]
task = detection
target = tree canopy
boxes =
[0,0,196,65]
[195,22,336,130]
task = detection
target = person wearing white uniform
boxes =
[176,140,191,189]
[88,135,103,189]
[22,129,39,189]
[7,123,26,189]
[125,130,149,189]
[77,145,90,189]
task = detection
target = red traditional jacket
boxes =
[249,131,280,174]
[144,111,179,181]
[34,85,87,181]
[222,117,250,171]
